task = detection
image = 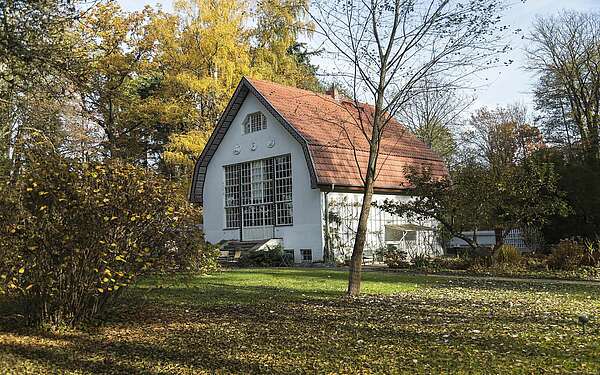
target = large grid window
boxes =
[243,112,267,134]
[224,165,241,229]
[224,154,292,228]
[274,155,293,225]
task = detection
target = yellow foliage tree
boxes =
[162,0,322,185]
[163,130,211,186]
[166,0,252,130]
[251,0,321,91]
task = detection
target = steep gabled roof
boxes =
[189,77,448,203]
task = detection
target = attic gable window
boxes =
[243,111,266,134]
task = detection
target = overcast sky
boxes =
[119,0,600,111]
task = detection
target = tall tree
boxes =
[162,0,323,182]
[461,104,548,246]
[309,0,513,296]
[527,12,600,165]
[380,154,569,253]
[0,0,81,84]
[252,0,321,91]
[398,78,473,166]
[0,0,86,176]
[76,3,171,162]
[168,0,252,131]
[463,105,543,175]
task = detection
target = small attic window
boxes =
[243,111,267,134]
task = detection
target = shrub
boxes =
[0,151,218,326]
[382,246,409,269]
[522,253,549,271]
[429,256,470,271]
[493,245,522,266]
[457,247,493,270]
[411,254,431,269]
[239,245,285,267]
[582,240,600,267]
[547,239,586,271]
[183,243,221,273]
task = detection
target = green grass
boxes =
[1,268,599,374]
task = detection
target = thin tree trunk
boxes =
[347,74,385,296]
[347,180,374,296]
[347,126,379,296]
[494,227,503,246]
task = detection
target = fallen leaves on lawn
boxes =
[0,269,598,374]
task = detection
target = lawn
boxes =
[1,268,599,374]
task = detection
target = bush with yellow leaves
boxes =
[0,147,217,326]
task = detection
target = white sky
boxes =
[119,0,600,111]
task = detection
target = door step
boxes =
[217,239,282,262]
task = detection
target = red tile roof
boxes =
[248,78,448,191]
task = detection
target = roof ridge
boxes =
[245,76,327,97]
[245,76,363,106]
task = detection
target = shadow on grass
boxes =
[425,276,600,298]
[129,281,345,310]
[1,269,599,374]
[0,330,269,375]
[226,267,432,285]
[3,287,596,374]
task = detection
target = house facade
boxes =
[190,78,447,263]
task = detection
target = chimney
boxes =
[326,84,340,100]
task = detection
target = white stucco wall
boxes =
[203,93,324,262]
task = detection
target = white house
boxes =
[190,78,448,263]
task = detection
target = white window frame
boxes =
[301,249,312,263]
[224,154,292,229]
[243,111,267,134]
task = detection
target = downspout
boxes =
[324,184,334,262]
[239,166,243,242]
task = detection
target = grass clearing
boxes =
[1,268,599,374]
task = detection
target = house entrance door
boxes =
[240,203,275,241]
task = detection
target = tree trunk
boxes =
[347,170,376,296]
[346,77,384,296]
[493,227,505,255]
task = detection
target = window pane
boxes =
[225,207,240,228]
[276,202,293,225]
[240,163,251,205]
[225,165,240,208]
[301,249,312,263]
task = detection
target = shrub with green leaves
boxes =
[429,256,470,271]
[382,246,410,269]
[411,254,431,269]
[0,151,217,326]
[239,246,285,267]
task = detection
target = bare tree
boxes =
[308,0,514,295]
[398,77,474,166]
[527,12,600,165]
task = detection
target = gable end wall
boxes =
[202,93,324,261]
